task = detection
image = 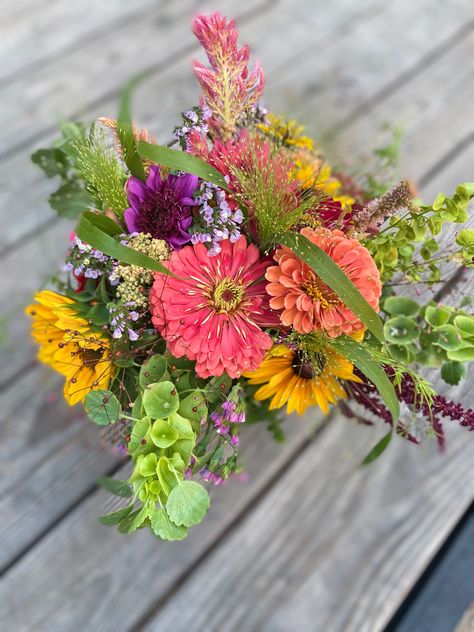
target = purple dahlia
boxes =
[124,166,198,249]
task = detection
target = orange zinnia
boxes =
[266,227,381,338]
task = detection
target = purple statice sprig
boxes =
[210,385,246,445]
[174,104,212,150]
[65,236,116,280]
[108,300,141,341]
[190,181,244,256]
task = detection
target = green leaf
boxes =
[75,212,173,275]
[276,232,384,343]
[99,504,134,525]
[454,315,474,338]
[31,147,68,178]
[441,361,466,386]
[166,480,211,528]
[151,507,188,541]
[383,296,420,317]
[81,210,122,236]
[150,419,179,448]
[168,413,195,464]
[157,456,180,496]
[117,75,146,180]
[178,390,208,426]
[128,416,151,453]
[139,453,158,477]
[424,305,451,327]
[447,345,474,362]
[86,303,110,326]
[49,182,95,219]
[362,430,393,465]
[138,141,229,190]
[84,390,121,425]
[128,503,152,532]
[330,337,400,422]
[97,477,133,498]
[143,381,180,419]
[433,324,463,351]
[383,316,418,345]
[139,355,168,389]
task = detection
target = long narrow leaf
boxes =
[138,142,229,190]
[276,232,384,343]
[331,336,399,421]
[117,75,147,181]
[75,213,173,275]
[362,430,393,465]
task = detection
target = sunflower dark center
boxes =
[292,350,326,379]
[81,348,103,367]
[136,188,188,240]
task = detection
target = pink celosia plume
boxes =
[149,237,279,378]
[192,13,265,139]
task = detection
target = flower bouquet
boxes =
[27,12,474,541]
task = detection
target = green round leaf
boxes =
[128,416,151,454]
[151,508,188,541]
[453,315,474,339]
[166,481,211,528]
[85,390,121,425]
[383,316,418,345]
[432,324,463,351]
[441,361,466,386]
[139,356,169,389]
[383,296,420,317]
[150,419,179,448]
[178,390,208,426]
[447,344,474,362]
[143,381,179,419]
[139,453,158,478]
[424,305,451,327]
[386,343,415,364]
[157,456,180,496]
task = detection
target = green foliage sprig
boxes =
[365,183,474,282]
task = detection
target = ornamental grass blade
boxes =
[276,232,384,343]
[75,212,173,275]
[117,74,147,181]
[331,336,400,422]
[138,141,229,190]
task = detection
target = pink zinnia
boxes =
[266,227,382,338]
[149,237,278,378]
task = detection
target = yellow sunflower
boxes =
[257,113,314,150]
[244,344,362,416]
[26,290,114,406]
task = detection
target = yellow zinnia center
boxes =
[211,278,244,314]
[302,274,340,309]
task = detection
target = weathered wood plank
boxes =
[0,414,316,631]
[455,604,474,632]
[142,416,474,632]
[0,0,160,83]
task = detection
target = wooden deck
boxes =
[0,1,473,630]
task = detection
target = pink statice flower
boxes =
[149,236,279,378]
[192,12,265,139]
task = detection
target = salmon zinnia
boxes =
[149,236,279,378]
[266,227,382,338]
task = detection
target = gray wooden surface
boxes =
[0,1,473,631]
